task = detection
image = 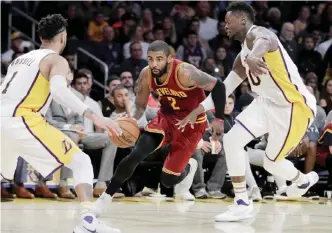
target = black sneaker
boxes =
[261,182,276,200]
[303,190,320,200]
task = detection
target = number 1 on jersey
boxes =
[2,71,18,94]
[167,97,180,110]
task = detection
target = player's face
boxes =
[225,11,245,40]
[113,88,129,108]
[147,51,172,78]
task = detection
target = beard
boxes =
[151,65,168,79]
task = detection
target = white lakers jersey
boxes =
[240,26,316,118]
[1,49,56,117]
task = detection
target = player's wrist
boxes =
[214,117,224,123]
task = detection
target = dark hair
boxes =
[73,71,88,84]
[153,24,164,33]
[186,30,198,37]
[111,85,127,97]
[37,14,67,40]
[107,77,120,86]
[226,2,255,23]
[129,41,141,52]
[148,40,170,56]
[228,93,236,102]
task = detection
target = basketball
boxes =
[109,117,140,148]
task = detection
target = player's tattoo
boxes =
[131,70,149,120]
[181,63,217,91]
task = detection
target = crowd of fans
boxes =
[1,1,332,200]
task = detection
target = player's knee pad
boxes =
[160,172,179,188]
[66,152,93,187]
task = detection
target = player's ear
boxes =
[167,55,173,64]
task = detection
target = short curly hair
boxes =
[37,14,67,40]
[226,2,255,23]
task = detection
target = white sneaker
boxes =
[215,199,253,222]
[286,172,319,198]
[93,192,113,217]
[248,186,262,201]
[174,158,197,200]
[73,214,120,233]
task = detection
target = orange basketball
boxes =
[109,117,140,148]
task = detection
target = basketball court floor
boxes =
[1,197,331,233]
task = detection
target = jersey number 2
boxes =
[248,71,261,86]
[2,71,18,94]
[167,97,180,110]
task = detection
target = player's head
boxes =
[147,40,172,78]
[37,14,68,54]
[111,85,129,109]
[225,2,255,40]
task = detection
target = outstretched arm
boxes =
[131,67,150,120]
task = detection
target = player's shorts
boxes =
[0,114,81,180]
[235,96,316,162]
[144,111,207,175]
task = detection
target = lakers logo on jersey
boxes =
[62,139,73,154]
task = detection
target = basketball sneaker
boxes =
[94,192,113,217]
[73,214,120,233]
[286,171,319,198]
[174,158,197,201]
[248,186,262,201]
[215,199,253,222]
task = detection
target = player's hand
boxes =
[210,118,224,141]
[201,141,211,153]
[176,108,201,132]
[92,116,122,137]
[245,54,269,76]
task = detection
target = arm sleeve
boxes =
[50,75,89,116]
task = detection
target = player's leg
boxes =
[216,98,268,222]
[264,103,318,198]
[12,117,119,233]
[159,124,205,201]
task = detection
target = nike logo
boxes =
[83,226,96,233]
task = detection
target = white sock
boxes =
[274,175,287,189]
[80,202,95,218]
[233,181,249,203]
[292,171,309,186]
[245,155,258,188]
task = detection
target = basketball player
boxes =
[1,14,121,233]
[177,2,319,221]
[94,40,226,215]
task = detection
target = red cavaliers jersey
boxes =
[148,59,206,121]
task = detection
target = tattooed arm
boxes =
[131,67,150,120]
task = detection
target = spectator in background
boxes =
[196,1,218,41]
[88,11,109,42]
[99,26,123,70]
[266,7,282,34]
[305,72,320,101]
[141,8,154,33]
[201,57,221,80]
[153,24,166,41]
[320,79,332,114]
[123,25,149,60]
[297,34,322,75]
[224,95,237,134]
[99,77,121,117]
[109,4,126,28]
[214,46,232,77]
[316,26,332,59]
[77,68,94,97]
[119,42,148,80]
[293,6,311,35]
[1,32,33,68]
[119,71,135,103]
[65,4,85,40]
[143,30,155,43]
[279,22,297,63]
[176,31,206,68]
[116,12,139,46]
[163,16,178,48]
[208,21,227,51]
[64,53,75,71]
